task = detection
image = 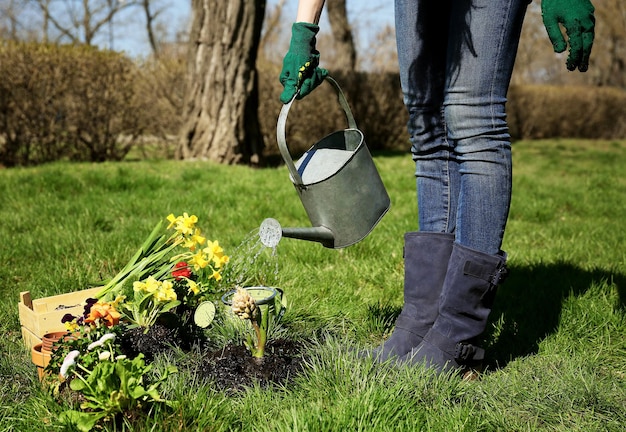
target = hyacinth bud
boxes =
[231,288,257,320]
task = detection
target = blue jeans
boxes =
[395,0,528,255]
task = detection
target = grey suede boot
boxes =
[403,243,508,375]
[372,232,454,362]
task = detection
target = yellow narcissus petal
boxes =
[187,279,200,295]
[192,229,206,246]
[205,240,224,256]
[190,251,209,270]
[183,237,197,250]
[213,253,229,268]
[166,213,178,228]
[179,213,198,235]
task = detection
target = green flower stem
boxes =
[250,309,268,358]
[96,222,183,299]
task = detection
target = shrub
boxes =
[0,42,148,166]
[508,84,626,140]
[1,42,624,167]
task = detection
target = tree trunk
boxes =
[327,0,356,71]
[177,0,265,165]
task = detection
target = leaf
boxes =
[69,377,86,391]
[160,300,181,313]
[60,409,107,432]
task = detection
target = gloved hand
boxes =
[541,0,595,72]
[279,22,329,104]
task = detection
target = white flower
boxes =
[115,355,127,360]
[98,351,111,361]
[232,288,257,320]
[87,333,117,350]
[60,350,80,378]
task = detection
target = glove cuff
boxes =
[290,22,320,56]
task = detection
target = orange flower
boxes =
[84,301,121,328]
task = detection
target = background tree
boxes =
[176,0,265,165]
[31,0,138,46]
[591,0,626,87]
[326,0,356,71]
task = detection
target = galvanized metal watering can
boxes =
[260,76,391,249]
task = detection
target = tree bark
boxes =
[327,0,356,71]
[177,0,265,165]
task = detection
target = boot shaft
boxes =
[398,232,455,328]
[433,243,508,344]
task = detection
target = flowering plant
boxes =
[120,276,180,329]
[48,299,126,379]
[58,332,176,432]
[231,287,277,359]
[44,213,232,429]
[96,213,230,330]
[47,297,177,431]
[61,297,123,333]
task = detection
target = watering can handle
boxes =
[277,76,358,187]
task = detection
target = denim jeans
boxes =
[395,0,528,255]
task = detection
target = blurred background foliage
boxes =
[0,0,624,167]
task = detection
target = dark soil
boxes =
[119,324,308,394]
[198,339,308,394]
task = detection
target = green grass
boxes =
[1,139,625,431]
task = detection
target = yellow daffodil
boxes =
[213,253,229,268]
[166,213,179,229]
[183,236,196,250]
[211,269,222,281]
[166,212,198,236]
[190,251,209,270]
[192,229,206,246]
[187,279,200,295]
[204,240,223,257]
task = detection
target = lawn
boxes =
[1,139,625,431]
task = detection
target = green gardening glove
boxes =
[541,0,595,72]
[279,22,329,104]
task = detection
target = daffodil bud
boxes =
[231,288,257,321]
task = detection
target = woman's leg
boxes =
[405,0,529,374]
[396,0,458,234]
[444,0,528,254]
[372,0,456,362]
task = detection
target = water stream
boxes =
[225,226,280,289]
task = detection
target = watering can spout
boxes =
[259,218,335,249]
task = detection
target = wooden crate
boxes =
[18,288,100,348]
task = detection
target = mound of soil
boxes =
[198,339,307,393]
[119,324,308,393]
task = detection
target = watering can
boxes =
[260,76,390,249]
